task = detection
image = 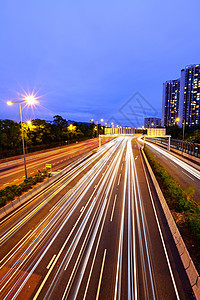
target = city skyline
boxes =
[1,1,200,126]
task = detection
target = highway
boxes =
[0,137,193,299]
[139,137,200,204]
[0,138,110,189]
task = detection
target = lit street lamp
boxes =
[90,118,104,147]
[175,117,180,126]
[7,95,38,179]
[90,119,104,137]
[27,120,32,126]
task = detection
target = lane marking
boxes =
[33,142,119,299]
[182,171,194,181]
[110,194,117,222]
[117,174,121,186]
[169,162,177,168]
[0,230,32,266]
[162,155,167,160]
[47,255,56,270]
[96,249,107,300]
[139,147,180,300]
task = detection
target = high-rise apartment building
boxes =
[162,79,180,127]
[144,117,161,128]
[179,64,200,126]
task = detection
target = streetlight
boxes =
[175,117,180,125]
[90,119,104,137]
[111,122,114,134]
[7,95,38,179]
[182,119,185,141]
[90,118,104,147]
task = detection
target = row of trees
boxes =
[0,115,104,158]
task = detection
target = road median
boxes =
[0,166,70,220]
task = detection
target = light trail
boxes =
[138,142,181,300]
[0,139,119,243]
[0,138,124,299]
[0,137,185,299]
[138,137,200,180]
[114,138,156,299]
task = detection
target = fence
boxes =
[145,137,200,159]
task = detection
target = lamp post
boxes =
[182,119,185,141]
[111,122,114,134]
[7,95,38,179]
[90,118,104,147]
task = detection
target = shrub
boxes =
[144,146,191,212]
[0,197,7,207]
[0,171,48,208]
[15,186,23,196]
[6,191,15,201]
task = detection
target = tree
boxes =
[53,115,68,145]
[0,120,21,153]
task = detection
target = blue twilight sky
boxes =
[0,0,200,127]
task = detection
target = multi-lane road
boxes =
[0,138,110,188]
[0,137,194,299]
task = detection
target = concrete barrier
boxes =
[0,209,6,219]
[4,202,14,215]
[141,148,200,299]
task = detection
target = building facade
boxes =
[179,64,200,127]
[144,117,161,128]
[162,79,180,127]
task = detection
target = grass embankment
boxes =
[0,171,50,208]
[144,146,200,272]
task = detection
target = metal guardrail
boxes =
[145,137,200,158]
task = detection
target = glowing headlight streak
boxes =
[141,138,200,180]
[0,138,124,299]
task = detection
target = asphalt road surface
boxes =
[138,137,200,204]
[0,137,194,299]
[0,138,111,189]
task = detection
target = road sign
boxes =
[45,164,52,168]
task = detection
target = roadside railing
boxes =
[145,137,200,158]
